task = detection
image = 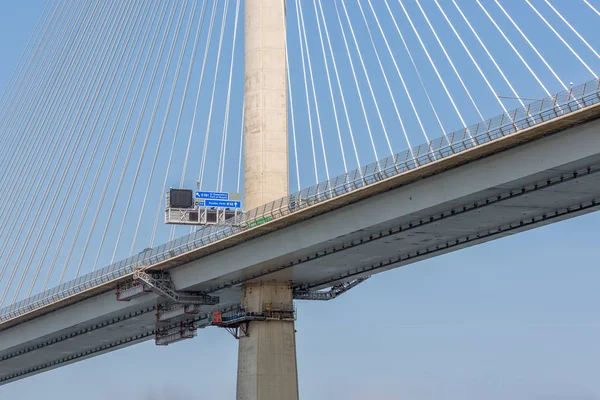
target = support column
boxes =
[236,282,298,400]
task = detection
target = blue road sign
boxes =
[195,191,229,200]
[205,200,242,209]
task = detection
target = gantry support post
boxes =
[239,0,297,399]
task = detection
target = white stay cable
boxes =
[198,0,230,189]
[0,1,76,197]
[80,1,182,273]
[216,0,241,192]
[0,1,52,135]
[544,0,600,60]
[383,0,446,140]
[0,1,58,149]
[0,5,76,255]
[493,0,567,91]
[160,0,208,244]
[69,1,178,280]
[284,0,301,191]
[584,0,600,17]
[183,1,224,239]
[43,1,166,292]
[237,100,244,193]
[0,0,102,291]
[339,1,394,157]
[477,0,552,98]
[397,0,470,134]
[311,0,347,174]
[130,0,205,255]
[356,1,415,155]
[433,0,509,116]
[0,3,79,182]
[14,1,150,301]
[27,0,123,288]
[26,0,155,294]
[111,0,196,264]
[298,0,330,182]
[416,0,485,121]
[295,0,319,185]
[333,1,379,163]
[2,0,135,305]
[367,0,428,147]
[32,9,121,294]
[179,0,218,191]
[525,0,598,79]
[1,0,90,296]
[452,0,528,112]
[316,0,361,171]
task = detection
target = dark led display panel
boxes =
[169,189,193,209]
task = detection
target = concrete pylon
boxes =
[239,1,298,400]
[243,0,288,211]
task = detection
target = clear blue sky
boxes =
[1,1,600,399]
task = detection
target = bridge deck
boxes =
[2,83,599,330]
[1,84,600,384]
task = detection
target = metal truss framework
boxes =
[294,277,370,300]
[114,269,219,345]
[209,304,297,339]
[116,269,219,305]
[113,265,364,345]
[133,270,219,305]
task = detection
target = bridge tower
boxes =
[239,1,298,399]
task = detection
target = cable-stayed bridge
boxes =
[0,1,599,398]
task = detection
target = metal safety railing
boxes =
[2,78,600,323]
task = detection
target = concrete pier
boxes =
[236,282,299,400]
[239,1,297,399]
